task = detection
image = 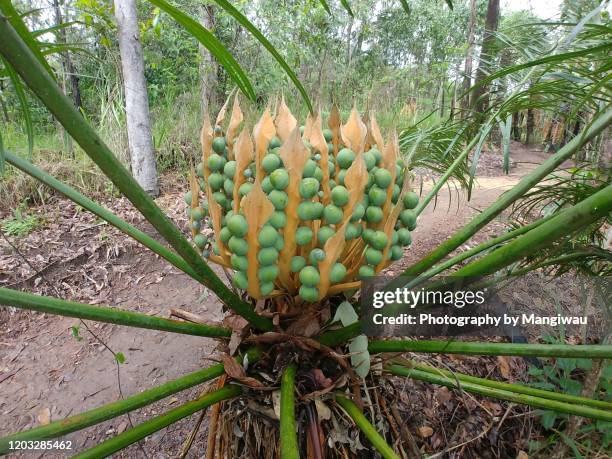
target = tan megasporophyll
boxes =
[185,97,419,304]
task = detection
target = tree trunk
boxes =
[512,111,520,141]
[449,60,461,120]
[52,0,82,109]
[461,0,477,115]
[345,17,353,68]
[0,95,8,122]
[199,3,218,112]
[0,81,9,122]
[353,23,364,63]
[314,47,328,105]
[471,0,500,114]
[438,79,445,118]
[52,0,76,155]
[114,0,158,196]
[571,112,582,140]
[449,81,457,120]
[525,108,534,144]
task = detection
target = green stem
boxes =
[335,395,399,459]
[388,365,612,422]
[280,363,299,459]
[506,250,606,278]
[72,385,242,459]
[415,133,480,216]
[368,339,612,358]
[0,18,272,331]
[411,361,612,411]
[453,183,612,277]
[318,322,362,347]
[406,216,550,288]
[0,367,220,452]
[0,287,230,338]
[403,108,612,277]
[0,350,260,454]
[5,151,198,280]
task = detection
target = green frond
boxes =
[73,385,242,458]
[369,339,612,358]
[335,395,399,459]
[280,364,299,459]
[388,364,612,422]
[0,287,231,338]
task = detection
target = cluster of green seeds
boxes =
[186,123,419,303]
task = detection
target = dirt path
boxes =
[394,143,547,270]
[0,142,548,458]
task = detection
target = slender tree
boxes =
[0,81,9,122]
[471,0,500,114]
[199,2,218,112]
[52,0,81,109]
[461,0,477,114]
[114,0,159,196]
[525,106,535,144]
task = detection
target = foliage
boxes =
[1,203,39,236]
[528,335,612,453]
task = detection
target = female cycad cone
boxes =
[186,97,419,303]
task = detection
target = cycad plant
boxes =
[0,1,611,457]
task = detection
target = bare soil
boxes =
[0,142,593,458]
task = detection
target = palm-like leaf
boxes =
[148,0,256,100]
[0,16,273,330]
[511,243,612,277]
[2,57,33,158]
[319,0,332,15]
[506,166,612,277]
[211,0,313,112]
[0,0,55,76]
[400,120,472,192]
[339,0,354,17]
[512,166,610,221]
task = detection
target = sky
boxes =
[502,0,563,20]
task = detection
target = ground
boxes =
[0,142,596,458]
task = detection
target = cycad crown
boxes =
[186,98,420,303]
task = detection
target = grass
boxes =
[1,204,40,236]
[0,89,199,207]
[0,86,443,211]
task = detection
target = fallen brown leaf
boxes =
[418,426,434,438]
[286,312,320,337]
[435,386,452,406]
[221,355,264,388]
[315,399,331,421]
[311,368,333,389]
[117,420,128,434]
[228,331,242,356]
[498,356,511,379]
[223,315,250,335]
[37,407,51,425]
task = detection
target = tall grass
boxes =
[1,70,450,211]
[0,84,210,208]
[0,119,111,209]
